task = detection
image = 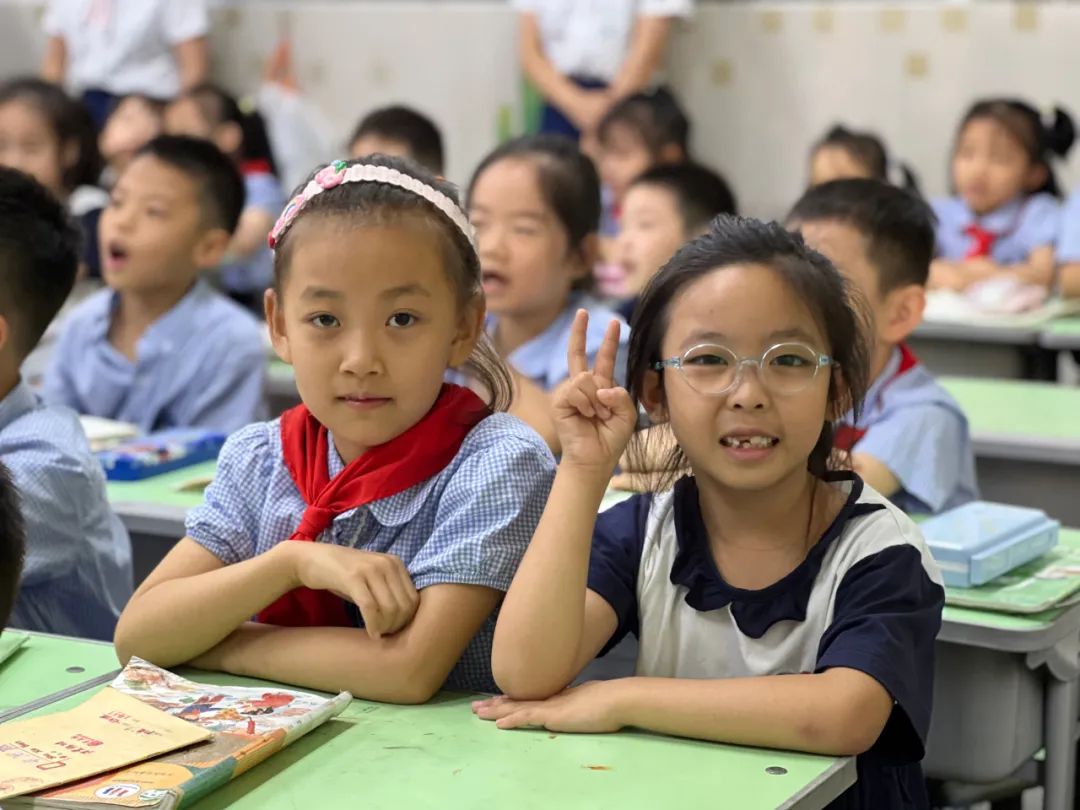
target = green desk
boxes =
[106,462,215,585]
[3,637,855,810]
[1039,318,1080,351]
[939,376,1080,526]
[0,632,118,722]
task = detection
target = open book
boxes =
[10,658,351,809]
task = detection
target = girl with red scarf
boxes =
[115,156,556,704]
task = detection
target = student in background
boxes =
[114,155,556,703]
[40,0,209,129]
[165,83,284,309]
[476,216,943,810]
[99,94,167,181]
[1055,188,1080,298]
[614,161,737,322]
[929,99,1074,293]
[0,461,26,631]
[0,77,105,277]
[808,125,918,192]
[44,136,266,434]
[515,0,692,142]
[789,179,978,515]
[348,105,445,177]
[0,167,132,640]
[467,134,629,452]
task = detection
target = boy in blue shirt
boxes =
[0,166,132,639]
[789,179,979,514]
[44,135,266,434]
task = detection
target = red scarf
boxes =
[964,224,998,259]
[257,384,490,628]
[834,344,919,453]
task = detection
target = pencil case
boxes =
[97,429,226,481]
[921,501,1060,588]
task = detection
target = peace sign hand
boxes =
[553,310,638,473]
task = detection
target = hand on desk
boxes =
[472,680,625,734]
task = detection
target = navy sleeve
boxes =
[587,493,651,655]
[815,544,944,763]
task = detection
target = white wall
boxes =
[2,1,1079,215]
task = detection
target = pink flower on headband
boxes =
[268,194,305,249]
[315,160,349,190]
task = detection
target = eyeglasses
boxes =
[652,343,834,397]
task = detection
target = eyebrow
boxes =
[682,327,819,347]
[299,286,344,301]
[378,283,431,300]
[469,205,547,221]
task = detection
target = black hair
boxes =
[626,214,871,489]
[0,77,102,192]
[598,87,690,157]
[955,99,1076,198]
[350,105,445,176]
[135,135,246,234]
[467,134,600,292]
[0,461,24,629]
[812,125,920,193]
[787,178,936,292]
[629,162,738,234]
[179,83,280,177]
[272,155,512,412]
[0,166,80,357]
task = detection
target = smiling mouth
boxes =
[720,436,779,449]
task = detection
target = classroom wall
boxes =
[1,0,1079,216]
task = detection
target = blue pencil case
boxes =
[921,501,1060,588]
[97,429,225,481]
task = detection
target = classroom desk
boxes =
[929,601,1080,810]
[0,632,118,722]
[1039,318,1080,351]
[939,376,1080,526]
[106,462,214,584]
[2,635,856,810]
[910,321,1046,380]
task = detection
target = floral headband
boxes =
[267,160,477,251]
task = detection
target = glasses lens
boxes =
[762,343,821,394]
[680,345,739,395]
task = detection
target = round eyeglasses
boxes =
[652,343,834,397]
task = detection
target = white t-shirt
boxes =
[44,0,209,97]
[514,0,693,82]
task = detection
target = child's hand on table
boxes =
[472,680,626,734]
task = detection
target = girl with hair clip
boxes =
[165,83,285,308]
[114,156,556,704]
[808,124,920,193]
[475,216,944,810]
[929,99,1075,294]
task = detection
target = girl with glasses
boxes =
[475,215,945,810]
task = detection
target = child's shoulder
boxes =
[218,418,281,462]
[879,358,967,422]
[1019,192,1061,220]
[1,395,101,480]
[459,411,556,465]
[190,284,263,342]
[61,285,115,334]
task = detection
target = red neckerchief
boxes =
[240,159,273,177]
[257,384,490,627]
[834,344,919,452]
[962,199,1029,259]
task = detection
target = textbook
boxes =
[0,688,211,801]
[9,658,351,809]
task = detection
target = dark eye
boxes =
[310,314,339,329]
[686,352,729,367]
[772,353,810,368]
[388,312,417,328]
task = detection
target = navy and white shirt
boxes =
[587,474,944,810]
[186,412,555,693]
[931,193,1060,264]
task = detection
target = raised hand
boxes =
[294,544,420,639]
[553,310,638,472]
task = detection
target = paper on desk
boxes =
[0,632,28,667]
[924,288,1080,326]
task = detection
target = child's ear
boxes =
[658,143,685,165]
[880,284,926,344]
[640,369,669,424]
[215,122,244,158]
[265,287,292,364]
[450,295,485,368]
[1025,162,1049,193]
[192,227,233,271]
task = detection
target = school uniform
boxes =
[0,380,133,640]
[493,294,630,391]
[43,0,209,126]
[589,473,944,810]
[513,0,694,138]
[931,194,1061,264]
[1056,187,1080,264]
[218,166,285,302]
[43,279,267,434]
[186,411,556,693]
[835,344,978,515]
